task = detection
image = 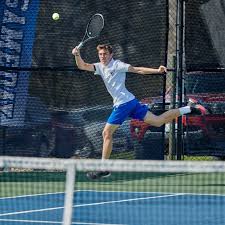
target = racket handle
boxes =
[77,42,83,50]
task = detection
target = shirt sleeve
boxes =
[93,63,101,76]
[116,60,130,73]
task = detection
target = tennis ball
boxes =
[52,13,59,21]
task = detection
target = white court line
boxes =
[74,193,184,208]
[0,192,64,200]
[1,189,225,201]
[0,205,64,217]
[78,189,225,197]
[0,193,182,217]
[0,190,160,201]
[0,218,124,225]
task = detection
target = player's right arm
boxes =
[72,47,95,72]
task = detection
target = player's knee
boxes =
[102,129,113,140]
[151,118,165,127]
[145,115,164,127]
[153,121,164,127]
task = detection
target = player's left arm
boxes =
[128,65,167,75]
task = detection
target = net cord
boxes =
[1,156,225,173]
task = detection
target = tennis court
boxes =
[1,190,225,225]
[1,160,225,225]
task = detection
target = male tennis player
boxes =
[72,44,202,179]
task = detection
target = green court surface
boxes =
[1,171,225,198]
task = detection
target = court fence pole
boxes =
[168,55,177,159]
[176,0,185,160]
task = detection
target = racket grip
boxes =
[77,42,83,50]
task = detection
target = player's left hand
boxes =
[158,66,167,74]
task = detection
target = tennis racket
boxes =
[77,13,104,49]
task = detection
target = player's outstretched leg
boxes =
[144,99,203,127]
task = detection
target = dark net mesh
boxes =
[0,0,168,159]
[185,0,225,70]
[184,71,225,157]
[32,0,168,69]
[184,0,225,158]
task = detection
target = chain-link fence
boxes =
[168,0,225,160]
[1,0,225,160]
[0,0,168,159]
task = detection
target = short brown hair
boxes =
[97,44,113,54]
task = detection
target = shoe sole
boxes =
[101,173,111,178]
[86,172,111,180]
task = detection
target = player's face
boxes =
[98,49,113,65]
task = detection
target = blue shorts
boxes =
[107,98,148,125]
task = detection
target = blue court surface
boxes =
[0,190,225,225]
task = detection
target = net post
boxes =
[63,161,76,225]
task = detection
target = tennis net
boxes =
[1,157,225,225]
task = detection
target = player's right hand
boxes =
[72,47,80,56]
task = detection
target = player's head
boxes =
[97,44,113,65]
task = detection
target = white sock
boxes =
[179,106,191,115]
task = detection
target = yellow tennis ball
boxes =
[52,13,59,21]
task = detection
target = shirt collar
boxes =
[102,58,114,67]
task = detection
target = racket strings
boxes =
[87,15,104,38]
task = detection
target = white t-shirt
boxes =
[94,58,135,106]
